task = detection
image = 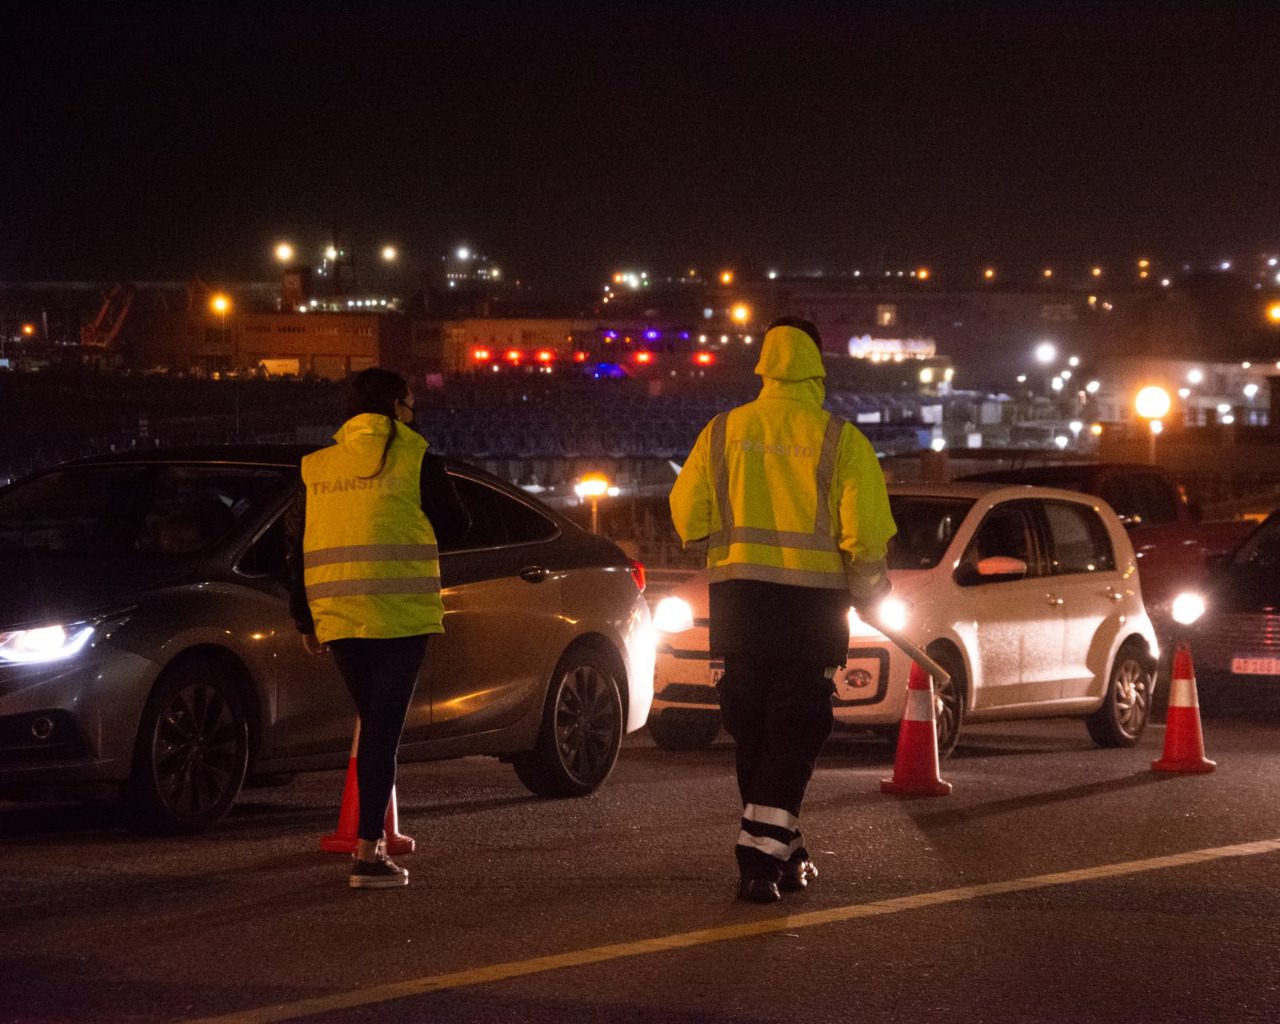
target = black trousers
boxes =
[718,655,836,881]
[328,634,430,843]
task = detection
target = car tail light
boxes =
[627,560,646,593]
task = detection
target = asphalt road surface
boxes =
[3,703,1280,1024]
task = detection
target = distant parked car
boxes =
[1173,510,1280,708]
[651,483,1159,756]
[0,446,653,831]
[958,463,1252,631]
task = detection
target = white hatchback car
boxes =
[650,483,1159,756]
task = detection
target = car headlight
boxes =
[848,595,912,637]
[1171,592,1207,626]
[653,596,695,634]
[0,622,97,665]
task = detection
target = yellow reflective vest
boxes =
[669,325,897,593]
[301,414,443,643]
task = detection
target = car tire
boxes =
[1086,640,1154,747]
[928,644,966,759]
[125,659,250,833]
[512,645,624,797]
[648,710,721,751]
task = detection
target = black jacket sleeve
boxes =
[420,452,471,546]
[283,481,315,635]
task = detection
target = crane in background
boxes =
[80,282,136,348]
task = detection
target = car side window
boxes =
[237,515,287,578]
[963,504,1037,577]
[1043,501,1115,574]
[440,475,557,551]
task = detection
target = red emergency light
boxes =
[573,351,589,363]
[634,351,654,365]
[504,349,522,364]
[693,351,716,366]
[535,349,555,364]
[471,347,492,362]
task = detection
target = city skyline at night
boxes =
[6,3,1279,290]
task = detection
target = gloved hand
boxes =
[848,568,892,614]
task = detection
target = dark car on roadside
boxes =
[1175,510,1280,710]
[0,446,654,832]
[958,463,1252,630]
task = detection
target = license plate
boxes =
[709,659,724,686]
[1231,657,1280,675]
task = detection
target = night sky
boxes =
[5,2,1278,290]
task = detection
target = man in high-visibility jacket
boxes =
[670,317,896,903]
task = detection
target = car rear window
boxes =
[442,474,558,550]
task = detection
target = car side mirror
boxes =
[954,555,1028,586]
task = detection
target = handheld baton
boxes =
[864,618,951,690]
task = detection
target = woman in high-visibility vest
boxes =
[670,317,897,903]
[287,367,468,889]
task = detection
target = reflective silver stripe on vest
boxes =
[306,577,442,599]
[716,526,839,551]
[304,543,439,568]
[706,412,845,554]
[710,412,732,536]
[813,414,843,537]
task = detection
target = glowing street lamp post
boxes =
[1134,386,1171,465]
[575,472,610,534]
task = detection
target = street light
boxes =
[210,293,232,356]
[1135,385,1171,465]
[575,472,610,534]
[381,245,398,263]
[274,242,294,263]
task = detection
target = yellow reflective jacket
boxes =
[301,414,443,643]
[669,325,897,593]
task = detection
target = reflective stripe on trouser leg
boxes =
[738,802,804,862]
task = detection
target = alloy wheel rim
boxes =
[554,665,620,783]
[933,671,960,749]
[152,683,241,817]
[1114,658,1150,734]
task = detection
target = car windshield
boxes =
[0,464,292,557]
[886,495,974,570]
[1232,516,1280,569]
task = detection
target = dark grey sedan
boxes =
[0,446,653,831]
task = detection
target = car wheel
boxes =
[928,644,966,759]
[126,659,250,833]
[649,710,720,751]
[1086,640,1154,747]
[512,646,624,797]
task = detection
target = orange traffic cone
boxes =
[881,661,953,796]
[320,720,417,854]
[1152,642,1216,774]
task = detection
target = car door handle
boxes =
[1045,594,1064,607]
[519,565,550,583]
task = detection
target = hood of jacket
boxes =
[753,325,826,406]
[332,413,427,463]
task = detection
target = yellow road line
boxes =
[185,837,1280,1024]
